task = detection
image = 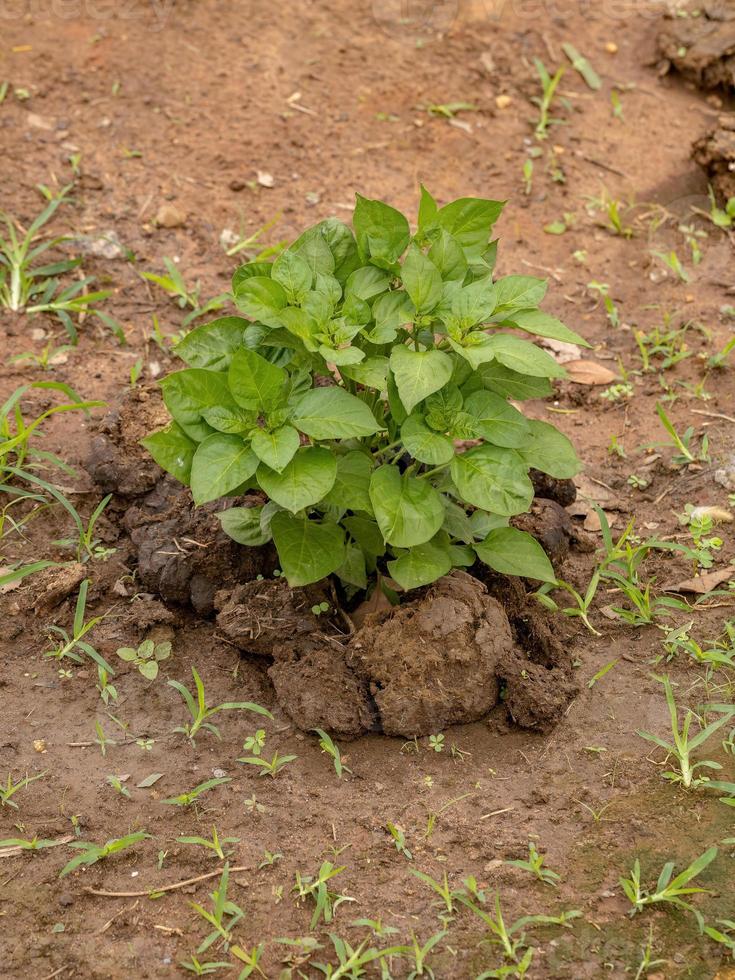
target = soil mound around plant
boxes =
[217,571,577,738]
[692,114,735,201]
[657,0,735,90]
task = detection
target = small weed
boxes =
[531,59,565,139]
[162,777,231,808]
[142,258,229,329]
[386,822,413,861]
[314,728,351,778]
[59,830,150,878]
[620,846,718,929]
[169,666,271,742]
[0,771,47,809]
[238,749,296,778]
[177,825,240,861]
[190,862,244,953]
[116,638,171,680]
[293,861,354,929]
[241,729,266,756]
[506,841,560,887]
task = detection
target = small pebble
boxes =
[495,94,512,109]
[604,41,618,54]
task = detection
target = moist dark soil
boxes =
[657,0,735,91]
[2,1,735,978]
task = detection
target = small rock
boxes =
[30,327,46,341]
[229,179,246,191]
[219,228,239,250]
[256,170,275,188]
[495,94,512,109]
[58,893,74,907]
[27,112,54,130]
[604,42,618,54]
[212,768,227,779]
[74,229,125,260]
[154,203,186,228]
[33,739,46,753]
[714,455,735,492]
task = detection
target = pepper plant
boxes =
[143,189,583,590]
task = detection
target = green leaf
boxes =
[367,291,413,344]
[389,346,453,415]
[174,317,252,370]
[319,218,361,283]
[336,543,368,589]
[418,184,438,235]
[492,275,548,312]
[232,275,288,327]
[451,446,533,516]
[190,434,259,505]
[436,197,505,259]
[291,387,382,439]
[272,249,313,303]
[401,244,442,313]
[139,660,159,680]
[442,498,475,543]
[401,413,455,465]
[250,425,301,473]
[388,539,452,590]
[428,230,467,282]
[353,194,410,267]
[463,390,530,448]
[506,308,589,347]
[476,362,553,401]
[271,513,346,586]
[450,279,498,328]
[519,419,580,478]
[160,369,233,442]
[447,332,497,370]
[200,404,256,434]
[340,356,389,390]
[475,527,555,582]
[141,422,196,483]
[231,261,273,293]
[369,465,445,547]
[484,334,565,378]
[291,224,337,278]
[343,516,385,556]
[345,266,391,301]
[228,348,287,411]
[218,506,271,546]
[257,446,336,513]
[323,451,373,513]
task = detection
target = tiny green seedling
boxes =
[619,846,718,930]
[162,777,231,808]
[428,733,445,753]
[116,639,172,680]
[169,666,272,742]
[231,942,267,977]
[96,665,118,705]
[44,579,114,676]
[410,868,461,918]
[190,862,244,953]
[0,770,47,809]
[653,249,690,283]
[561,42,600,89]
[292,861,354,929]
[314,728,351,778]
[238,750,296,778]
[393,931,447,978]
[678,504,723,570]
[94,720,117,757]
[386,822,413,861]
[177,825,240,861]
[506,841,560,887]
[707,186,735,229]
[0,836,64,852]
[587,281,619,328]
[241,729,266,757]
[142,258,229,329]
[637,675,734,789]
[106,775,130,798]
[313,933,402,978]
[179,955,232,976]
[531,58,565,139]
[59,830,150,878]
[311,601,330,616]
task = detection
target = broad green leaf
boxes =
[345,266,391,301]
[449,544,476,567]
[250,425,301,473]
[492,276,547,312]
[463,390,530,448]
[343,515,385,556]
[271,512,346,586]
[257,446,336,513]
[484,334,565,378]
[272,249,313,303]
[336,543,368,589]
[369,465,445,548]
[425,383,463,431]
[228,348,287,411]
[447,332,498,370]
[475,527,556,583]
[519,419,580,478]
[319,218,361,283]
[340,356,389,390]
[190,434,259,505]
[401,244,442,313]
[389,345,453,414]
[436,197,505,259]
[387,370,408,424]
[388,539,452,590]
[231,261,273,293]
[451,445,533,516]
[450,279,498,328]
[428,229,467,282]
[418,184,438,235]
[233,276,287,327]
[201,404,256,434]
[139,660,159,680]
[506,308,589,347]
[401,413,455,465]
[174,317,251,370]
[141,422,196,484]
[291,224,337,277]
[367,290,414,345]
[218,506,271,546]
[477,362,553,401]
[160,369,233,442]
[278,306,318,348]
[353,194,410,267]
[323,451,373,513]
[442,498,475,543]
[291,386,382,439]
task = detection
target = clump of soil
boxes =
[656,0,735,90]
[512,497,593,569]
[692,114,735,201]
[216,571,577,738]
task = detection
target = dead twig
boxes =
[84,865,252,898]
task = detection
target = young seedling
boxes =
[59,830,150,878]
[0,771,47,809]
[313,933,402,978]
[677,505,723,570]
[706,186,735,229]
[142,258,229,329]
[531,59,565,139]
[410,868,461,918]
[633,925,666,980]
[704,919,735,956]
[106,775,130,798]
[619,846,718,929]
[44,579,114,676]
[0,835,65,853]
[386,822,413,861]
[587,280,619,328]
[238,750,296,778]
[190,862,244,953]
[706,334,735,370]
[637,676,734,788]
[179,955,232,976]
[534,572,601,636]
[169,666,272,742]
[231,942,267,977]
[162,777,231,808]
[94,720,117,757]
[506,841,560,887]
[241,729,266,756]
[393,931,447,978]
[292,861,354,929]
[116,639,172,680]
[177,826,240,861]
[561,42,600,89]
[314,728,351,778]
[428,733,444,753]
[653,249,690,283]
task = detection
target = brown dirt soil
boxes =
[2,1,735,978]
[657,0,735,90]
[693,113,735,201]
